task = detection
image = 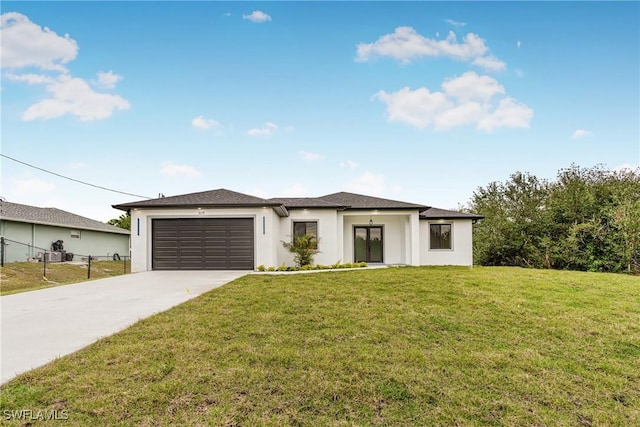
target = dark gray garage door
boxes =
[152,218,254,270]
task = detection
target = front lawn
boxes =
[1,267,638,425]
[0,260,130,296]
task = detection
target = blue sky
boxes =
[2,2,639,221]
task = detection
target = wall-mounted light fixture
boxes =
[369,217,374,226]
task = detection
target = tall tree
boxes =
[469,172,547,267]
[107,213,131,230]
[468,165,640,274]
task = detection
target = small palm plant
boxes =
[282,233,319,267]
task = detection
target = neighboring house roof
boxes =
[0,201,130,235]
[113,188,280,210]
[317,192,429,210]
[420,207,484,220]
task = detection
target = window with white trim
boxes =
[70,230,81,239]
[429,224,451,250]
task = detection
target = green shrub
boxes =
[256,265,265,271]
[267,266,276,272]
[282,233,319,267]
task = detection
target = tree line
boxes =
[467,165,640,274]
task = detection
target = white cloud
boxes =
[4,73,55,85]
[192,115,220,130]
[2,13,130,122]
[375,87,450,129]
[571,129,593,139]
[160,162,203,178]
[340,160,359,169]
[434,101,484,130]
[247,122,278,137]
[281,183,308,197]
[477,97,534,132]
[96,71,122,89]
[441,71,505,102]
[21,74,130,121]
[298,150,324,161]
[471,55,506,72]
[517,40,521,49]
[446,19,466,28]
[243,10,271,23]
[375,71,533,132]
[355,27,505,72]
[0,12,78,71]
[10,177,55,194]
[345,172,388,196]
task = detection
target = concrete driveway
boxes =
[0,270,246,384]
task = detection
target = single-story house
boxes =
[0,201,130,263]
[113,189,482,272]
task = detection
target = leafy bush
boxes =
[256,262,368,273]
[467,164,640,273]
[282,233,319,267]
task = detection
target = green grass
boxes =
[0,261,131,295]
[1,267,638,426]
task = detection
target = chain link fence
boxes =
[0,237,130,279]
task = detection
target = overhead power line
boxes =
[1,154,152,199]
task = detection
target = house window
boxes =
[293,221,317,239]
[430,224,451,250]
[70,230,81,239]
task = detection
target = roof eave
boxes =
[113,202,283,210]
[419,215,485,220]
[344,206,429,211]
[0,216,131,235]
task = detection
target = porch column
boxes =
[336,212,344,262]
[410,212,420,266]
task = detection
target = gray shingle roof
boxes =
[317,192,429,210]
[113,189,279,210]
[268,198,346,209]
[420,207,484,220]
[114,189,432,212]
[0,201,130,234]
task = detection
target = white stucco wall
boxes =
[0,220,130,263]
[129,207,279,272]
[340,211,420,265]
[276,209,339,267]
[128,207,475,271]
[419,219,474,266]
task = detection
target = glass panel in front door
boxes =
[354,227,367,262]
[369,227,383,262]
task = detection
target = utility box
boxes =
[43,251,63,262]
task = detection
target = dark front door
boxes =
[354,226,383,263]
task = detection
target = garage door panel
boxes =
[152,218,254,270]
